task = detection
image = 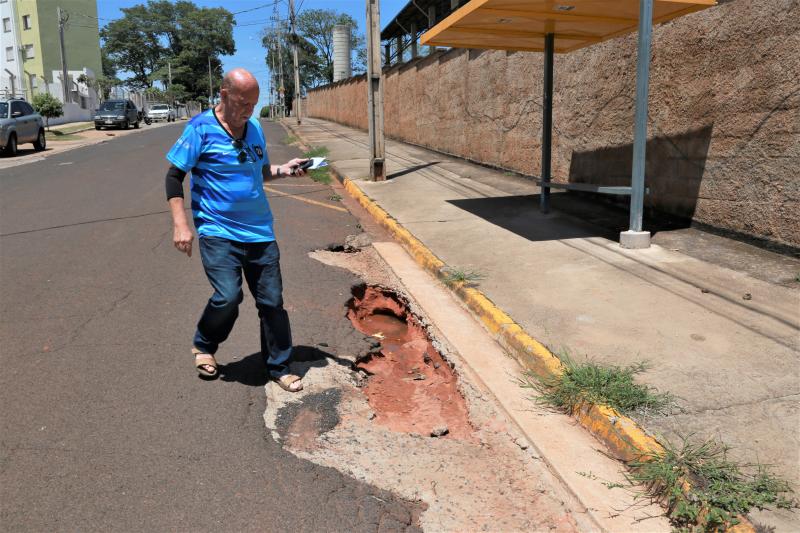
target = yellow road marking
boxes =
[263,185,348,213]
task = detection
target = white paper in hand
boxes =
[308,157,328,170]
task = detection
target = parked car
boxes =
[94,99,140,130]
[0,98,46,157]
[146,103,176,122]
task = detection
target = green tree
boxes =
[296,9,366,83]
[100,1,234,99]
[100,46,117,79]
[31,93,63,130]
[100,4,165,89]
[262,29,324,113]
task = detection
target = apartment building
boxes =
[1,0,101,116]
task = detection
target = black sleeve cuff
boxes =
[165,164,187,200]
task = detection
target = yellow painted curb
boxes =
[343,176,664,455]
[292,126,757,533]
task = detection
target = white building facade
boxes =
[1,0,25,99]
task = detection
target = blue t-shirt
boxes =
[166,110,274,242]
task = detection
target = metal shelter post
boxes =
[539,33,554,214]
[366,0,386,181]
[621,0,653,249]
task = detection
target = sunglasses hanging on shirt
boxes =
[232,139,248,164]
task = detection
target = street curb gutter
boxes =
[283,121,756,531]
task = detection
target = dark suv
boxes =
[0,99,46,157]
[94,99,140,130]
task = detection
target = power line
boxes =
[231,3,275,16]
[70,11,113,21]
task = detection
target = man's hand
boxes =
[173,224,194,257]
[280,158,310,177]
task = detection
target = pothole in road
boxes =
[346,284,473,439]
[275,388,341,451]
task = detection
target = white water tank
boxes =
[332,24,352,82]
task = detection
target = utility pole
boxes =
[57,7,69,104]
[207,55,213,108]
[366,0,385,181]
[288,0,301,125]
[167,61,173,105]
[277,25,285,118]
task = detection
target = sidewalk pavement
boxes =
[288,117,800,530]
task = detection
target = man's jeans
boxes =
[193,237,292,378]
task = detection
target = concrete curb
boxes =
[339,175,662,459]
[337,174,761,532]
[285,121,757,532]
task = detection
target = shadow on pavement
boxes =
[218,345,353,386]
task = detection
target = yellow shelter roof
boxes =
[420,0,716,53]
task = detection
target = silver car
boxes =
[0,99,46,157]
[146,103,176,122]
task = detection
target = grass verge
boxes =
[303,145,331,184]
[628,436,796,531]
[521,355,675,417]
[46,131,84,141]
[441,267,486,288]
[50,122,93,134]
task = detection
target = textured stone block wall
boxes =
[305,0,800,248]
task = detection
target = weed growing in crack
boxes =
[521,355,675,417]
[283,134,298,145]
[441,267,486,288]
[627,435,796,532]
[329,193,342,202]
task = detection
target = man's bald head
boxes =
[221,68,259,94]
[218,68,259,130]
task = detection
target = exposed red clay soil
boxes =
[347,285,473,439]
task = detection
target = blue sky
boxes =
[96,0,409,110]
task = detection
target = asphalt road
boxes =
[0,120,421,531]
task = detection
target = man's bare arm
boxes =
[169,197,194,257]
[165,165,194,257]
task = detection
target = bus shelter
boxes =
[420,0,716,248]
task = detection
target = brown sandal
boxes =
[193,348,218,378]
[273,374,303,392]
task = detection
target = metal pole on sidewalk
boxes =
[539,33,554,214]
[620,0,653,249]
[57,7,70,104]
[366,0,386,181]
[289,0,302,125]
[208,56,213,108]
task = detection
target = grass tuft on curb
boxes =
[521,355,675,417]
[303,146,331,184]
[283,134,298,145]
[628,436,796,532]
[441,267,485,288]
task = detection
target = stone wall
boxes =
[306,0,800,249]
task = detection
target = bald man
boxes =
[165,68,307,391]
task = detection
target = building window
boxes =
[23,44,33,59]
[2,17,10,32]
[5,46,14,62]
[22,15,31,30]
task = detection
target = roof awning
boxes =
[420,0,716,53]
